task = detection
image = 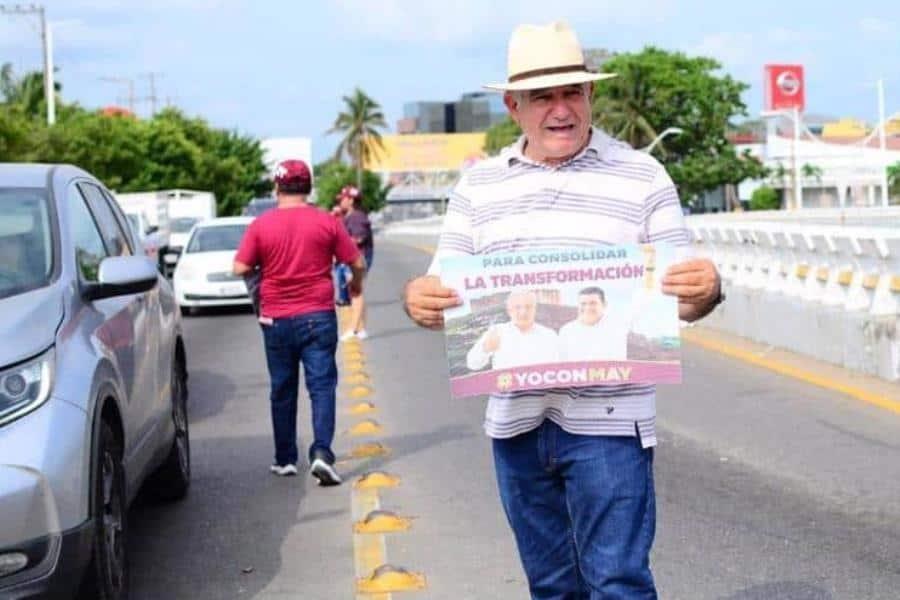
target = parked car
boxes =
[172,216,253,314]
[241,197,276,217]
[0,164,190,599]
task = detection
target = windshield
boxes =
[185,224,247,253]
[170,217,198,233]
[0,188,54,300]
[244,199,275,216]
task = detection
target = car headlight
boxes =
[0,348,54,427]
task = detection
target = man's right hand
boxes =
[403,275,461,330]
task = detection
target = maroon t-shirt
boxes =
[235,205,360,318]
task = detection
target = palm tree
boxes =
[327,88,387,189]
[1,63,57,118]
[592,64,660,151]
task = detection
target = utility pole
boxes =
[0,3,55,125]
[140,71,163,116]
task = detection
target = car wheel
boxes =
[148,354,190,501]
[79,421,129,600]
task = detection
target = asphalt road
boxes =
[128,239,900,600]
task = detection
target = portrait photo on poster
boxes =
[440,244,683,399]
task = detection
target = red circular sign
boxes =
[776,71,801,96]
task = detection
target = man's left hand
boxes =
[662,258,720,318]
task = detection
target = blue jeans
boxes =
[261,310,338,466]
[492,421,657,599]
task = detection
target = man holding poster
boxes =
[402,20,723,599]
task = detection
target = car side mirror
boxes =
[82,256,159,301]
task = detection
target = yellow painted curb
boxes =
[682,329,900,415]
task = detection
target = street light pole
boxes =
[0,3,54,125]
[792,105,801,209]
[762,109,804,209]
[642,127,684,154]
[877,78,890,206]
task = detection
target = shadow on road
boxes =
[339,423,475,481]
[128,433,306,599]
[720,582,834,600]
[186,368,236,423]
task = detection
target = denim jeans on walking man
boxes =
[492,420,657,600]
[261,310,338,466]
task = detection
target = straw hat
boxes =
[484,21,616,91]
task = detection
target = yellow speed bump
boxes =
[347,419,383,437]
[344,372,371,385]
[354,510,413,534]
[344,361,367,373]
[342,350,366,362]
[347,442,390,460]
[354,471,400,490]
[357,565,426,594]
[347,402,377,416]
[349,385,374,399]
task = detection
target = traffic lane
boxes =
[353,241,529,599]
[653,426,900,599]
[377,239,900,598]
[660,340,900,522]
[128,306,355,599]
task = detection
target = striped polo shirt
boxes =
[427,127,690,448]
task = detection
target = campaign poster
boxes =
[440,244,682,399]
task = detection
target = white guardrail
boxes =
[686,209,900,382]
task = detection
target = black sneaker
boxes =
[309,451,341,486]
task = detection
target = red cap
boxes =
[273,159,311,189]
[337,185,360,200]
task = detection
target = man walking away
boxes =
[234,159,366,486]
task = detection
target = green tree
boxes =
[0,105,31,161]
[750,186,780,211]
[1,63,60,119]
[594,47,766,202]
[484,116,521,155]
[327,88,387,189]
[886,161,899,201]
[801,163,823,183]
[313,160,390,214]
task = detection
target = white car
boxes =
[173,216,253,314]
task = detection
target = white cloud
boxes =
[327,0,676,44]
[687,28,822,75]
[858,16,896,39]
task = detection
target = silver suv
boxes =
[0,164,190,599]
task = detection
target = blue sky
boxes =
[2,1,898,163]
